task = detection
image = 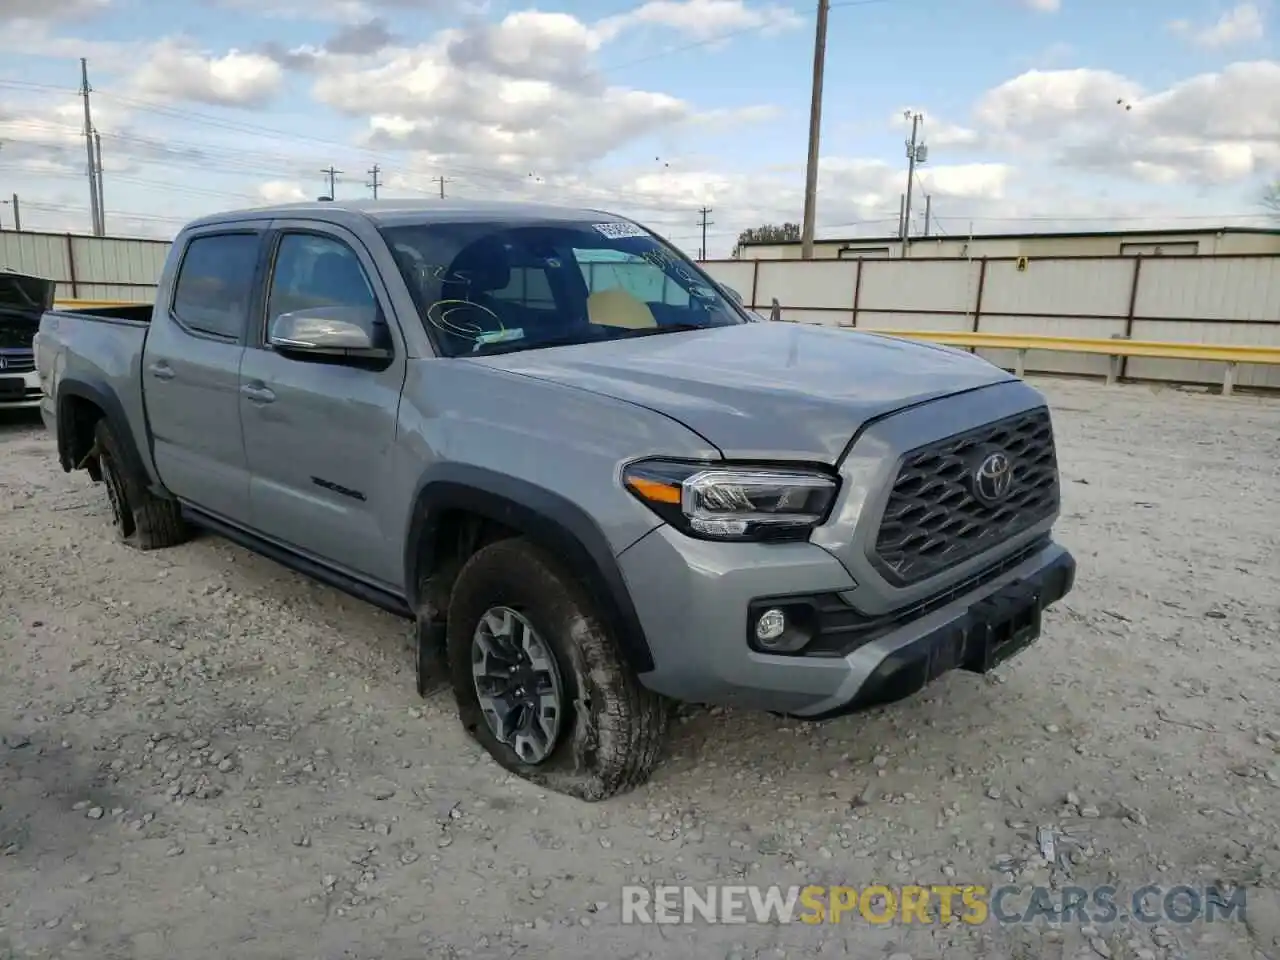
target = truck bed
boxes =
[50,303,154,325]
[34,305,155,480]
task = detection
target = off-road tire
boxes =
[445,537,669,801]
[93,419,188,550]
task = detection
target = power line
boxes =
[432,175,452,199]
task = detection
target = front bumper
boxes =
[0,370,41,409]
[618,524,1075,717]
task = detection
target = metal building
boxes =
[736,226,1280,262]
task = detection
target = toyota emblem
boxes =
[973,450,1015,504]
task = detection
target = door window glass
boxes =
[172,232,261,339]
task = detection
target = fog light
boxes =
[755,608,787,645]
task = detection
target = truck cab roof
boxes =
[183,198,625,232]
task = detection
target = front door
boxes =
[144,229,263,524]
[238,222,408,591]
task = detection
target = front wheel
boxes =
[445,538,669,801]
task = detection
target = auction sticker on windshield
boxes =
[592,222,649,239]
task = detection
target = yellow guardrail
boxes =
[863,329,1280,395]
[54,299,141,308]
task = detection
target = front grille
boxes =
[804,536,1050,658]
[0,351,34,373]
[873,407,1059,585]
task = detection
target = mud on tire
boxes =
[445,537,670,801]
[92,419,188,550]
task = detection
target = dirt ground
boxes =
[1,377,1278,960]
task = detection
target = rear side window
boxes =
[172,233,260,339]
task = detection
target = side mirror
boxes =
[269,306,389,359]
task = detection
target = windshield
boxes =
[379,219,746,357]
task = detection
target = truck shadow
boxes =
[170,531,1055,807]
[0,408,43,437]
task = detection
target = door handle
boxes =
[147,361,175,381]
[240,383,276,403]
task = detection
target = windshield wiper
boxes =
[618,323,707,339]
[468,332,599,356]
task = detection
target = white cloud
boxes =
[1020,0,1060,12]
[212,0,469,23]
[951,61,1280,186]
[257,180,309,203]
[0,0,107,19]
[598,0,802,41]
[4,2,1275,249]
[308,7,779,173]
[128,39,285,107]
[1169,3,1265,48]
[891,109,979,147]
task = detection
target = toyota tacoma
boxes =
[33,199,1075,800]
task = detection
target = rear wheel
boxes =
[92,419,188,550]
[445,538,669,801]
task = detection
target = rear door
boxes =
[143,227,265,523]
[238,220,408,589]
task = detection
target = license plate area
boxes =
[0,377,24,398]
[963,582,1043,673]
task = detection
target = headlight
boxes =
[622,458,838,542]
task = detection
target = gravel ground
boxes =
[1,377,1278,960]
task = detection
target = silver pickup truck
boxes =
[34,199,1075,800]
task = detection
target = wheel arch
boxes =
[404,465,656,675]
[55,378,148,485]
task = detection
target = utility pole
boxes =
[321,166,342,200]
[432,175,450,199]
[897,194,905,239]
[697,206,714,260]
[799,0,830,260]
[80,58,102,236]
[923,194,932,237]
[900,111,928,254]
[366,164,382,199]
[94,129,105,234]
[10,194,20,231]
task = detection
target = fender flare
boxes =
[55,378,154,487]
[404,465,656,675]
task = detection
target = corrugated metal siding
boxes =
[0,231,72,280]
[1135,257,1280,321]
[701,253,1280,389]
[0,230,171,300]
[756,261,855,316]
[738,230,1280,261]
[981,258,1133,318]
[860,259,979,314]
[69,236,170,289]
[701,261,755,300]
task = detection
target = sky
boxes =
[0,0,1276,257]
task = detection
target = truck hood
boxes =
[471,323,1015,462]
[0,271,55,350]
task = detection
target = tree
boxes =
[1264,181,1280,220]
[733,222,801,257]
